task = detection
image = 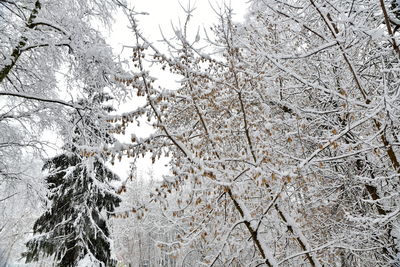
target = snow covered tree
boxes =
[24,93,121,266]
[0,156,44,266]
[111,1,400,265]
[1,0,126,262]
[0,0,127,185]
[24,152,121,266]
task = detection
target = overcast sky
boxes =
[110,0,248,49]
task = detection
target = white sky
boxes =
[109,0,248,49]
[108,0,248,180]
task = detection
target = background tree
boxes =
[112,166,182,267]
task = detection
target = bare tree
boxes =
[110,1,400,265]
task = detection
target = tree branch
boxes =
[0,91,84,109]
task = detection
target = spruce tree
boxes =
[24,94,121,266]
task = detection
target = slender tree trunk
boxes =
[0,0,41,83]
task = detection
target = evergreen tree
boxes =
[24,94,121,266]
